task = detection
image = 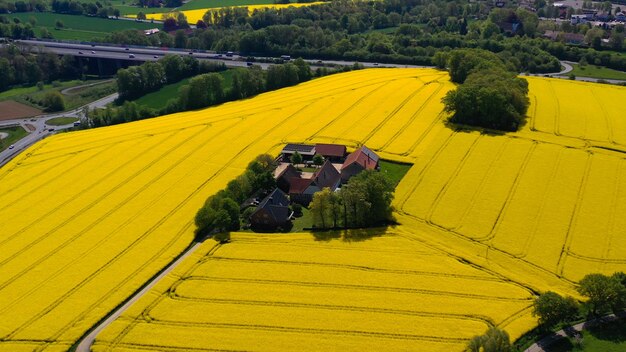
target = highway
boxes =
[13,39,428,69]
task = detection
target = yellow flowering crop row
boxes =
[92,233,534,352]
[131,2,326,23]
[1,69,626,351]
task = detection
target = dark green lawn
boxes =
[379,159,412,187]
[8,13,157,40]
[291,206,313,232]
[548,319,626,352]
[0,126,28,152]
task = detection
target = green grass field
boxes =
[12,80,116,111]
[0,81,82,101]
[45,116,79,125]
[568,63,626,81]
[549,319,626,352]
[0,126,28,152]
[8,13,158,40]
[379,159,412,187]
[132,70,233,110]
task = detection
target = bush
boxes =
[42,91,65,112]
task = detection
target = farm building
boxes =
[314,143,347,163]
[289,160,341,205]
[281,143,316,161]
[341,146,380,182]
[249,188,292,230]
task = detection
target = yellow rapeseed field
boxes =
[132,2,325,23]
[1,69,625,351]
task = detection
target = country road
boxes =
[0,92,118,168]
[74,241,204,352]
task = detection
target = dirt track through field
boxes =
[0,101,42,121]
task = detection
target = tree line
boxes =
[0,44,81,92]
[309,171,395,229]
[96,0,561,74]
[85,56,359,128]
[442,49,530,132]
[194,154,277,242]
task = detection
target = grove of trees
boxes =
[309,170,395,229]
[194,154,277,241]
[442,49,530,132]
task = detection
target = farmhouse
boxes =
[340,145,380,182]
[289,160,341,205]
[249,188,292,230]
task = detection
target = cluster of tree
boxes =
[0,0,47,13]
[309,171,394,229]
[532,272,626,331]
[87,59,354,128]
[116,55,226,100]
[0,44,81,91]
[442,49,530,132]
[467,327,511,352]
[42,90,65,111]
[51,0,120,17]
[194,154,277,241]
[0,17,35,39]
[96,0,561,74]
[135,0,181,9]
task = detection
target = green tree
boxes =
[310,187,331,228]
[42,91,65,112]
[55,19,63,29]
[532,291,579,329]
[578,273,626,315]
[312,154,324,167]
[137,11,146,21]
[290,151,303,167]
[432,51,448,69]
[447,49,507,83]
[442,69,529,131]
[466,327,511,352]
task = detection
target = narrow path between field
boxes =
[61,79,115,96]
[524,310,626,352]
[74,241,202,352]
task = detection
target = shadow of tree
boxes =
[311,226,389,242]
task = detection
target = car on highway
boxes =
[153,55,158,58]
[129,54,135,58]
[8,144,15,149]
[78,51,83,54]
[48,128,55,132]
[124,47,129,51]
[246,62,253,66]
[91,50,95,54]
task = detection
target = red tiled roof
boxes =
[288,177,312,194]
[315,144,346,158]
[342,146,379,170]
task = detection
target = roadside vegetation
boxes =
[12,79,116,112]
[513,272,626,351]
[0,125,27,151]
[567,63,626,81]
[548,319,626,352]
[45,116,78,125]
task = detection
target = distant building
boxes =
[314,143,347,163]
[571,14,589,24]
[249,188,292,230]
[616,12,626,22]
[341,146,380,183]
[275,163,300,194]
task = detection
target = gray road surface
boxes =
[0,92,118,168]
[74,242,203,352]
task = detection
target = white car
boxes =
[8,144,15,149]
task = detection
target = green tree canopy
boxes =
[532,291,579,329]
[577,273,626,315]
